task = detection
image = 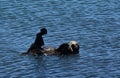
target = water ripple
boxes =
[0,0,120,78]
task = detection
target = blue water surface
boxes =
[0,0,120,78]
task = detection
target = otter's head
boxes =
[57,41,79,55]
[68,41,79,54]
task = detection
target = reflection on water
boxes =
[0,0,120,78]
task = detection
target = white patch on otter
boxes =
[68,41,79,52]
[69,41,78,45]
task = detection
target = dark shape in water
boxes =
[21,28,79,56]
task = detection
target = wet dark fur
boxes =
[21,42,79,56]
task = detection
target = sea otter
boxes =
[22,40,79,56]
[21,28,79,56]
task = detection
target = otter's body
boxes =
[23,28,80,56]
[22,41,79,56]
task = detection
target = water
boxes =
[0,0,120,78]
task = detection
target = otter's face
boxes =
[57,41,79,55]
[68,41,79,54]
